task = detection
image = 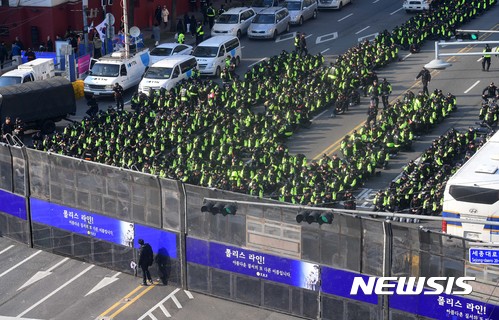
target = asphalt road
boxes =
[0,237,298,320]
[10,2,499,319]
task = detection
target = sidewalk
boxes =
[140,0,245,48]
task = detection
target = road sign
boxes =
[469,248,499,265]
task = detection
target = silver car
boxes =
[149,43,194,65]
[248,7,291,40]
[211,7,256,38]
[286,0,318,26]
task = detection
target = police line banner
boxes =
[0,189,27,220]
[187,237,320,290]
[186,237,499,320]
[29,198,177,258]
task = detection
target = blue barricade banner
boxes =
[0,189,26,220]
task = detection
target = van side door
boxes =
[119,64,128,87]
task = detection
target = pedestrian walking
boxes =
[138,239,154,286]
[482,44,491,71]
[0,42,7,70]
[11,42,22,66]
[380,78,392,109]
[113,83,124,111]
[416,67,431,96]
[25,48,36,62]
[46,36,54,52]
[153,23,161,46]
[299,33,308,57]
[154,5,162,26]
[196,22,204,45]
[294,32,301,55]
[177,31,185,44]
[161,5,170,29]
[190,15,197,36]
[207,3,216,29]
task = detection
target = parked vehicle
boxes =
[251,0,281,13]
[211,7,256,38]
[149,43,193,65]
[403,0,431,12]
[192,36,242,77]
[248,7,291,40]
[0,58,55,87]
[138,55,198,94]
[285,0,318,25]
[84,49,150,98]
[0,77,76,133]
[317,0,351,10]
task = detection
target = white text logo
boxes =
[350,277,475,295]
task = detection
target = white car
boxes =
[317,0,351,10]
[402,0,430,12]
[149,43,194,65]
[286,0,318,26]
[211,7,256,38]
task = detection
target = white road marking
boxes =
[305,33,313,39]
[337,13,353,22]
[240,46,245,49]
[85,271,121,296]
[248,57,268,68]
[373,0,379,2]
[401,53,412,61]
[315,32,338,44]
[0,250,42,279]
[138,288,182,320]
[0,245,14,255]
[17,265,95,318]
[357,32,379,42]
[311,108,330,122]
[355,26,370,35]
[18,257,70,291]
[390,7,403,15]
[171,295,182,309]
[184,290,194,299]
[464,80,480,94]
[275,32,296,43]
[321,48,330,54]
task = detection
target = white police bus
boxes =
[442,131,499,242]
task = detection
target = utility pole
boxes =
[82,0,89,55]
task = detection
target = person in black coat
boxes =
[138,239,154,285]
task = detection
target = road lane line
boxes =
[373,0,379,2]
[184,290,194,299]
[401,53,412,61]
[109,284,156,318]
[355,26,370,35]
[390,7,403,15]
[464,80,480,94]
[0,250,41,279]
[321,48,330,54]
[17,265,95,318]
[337,13,353,22]
[98,285,144,317]
[138,288,181,320]
[0,245,14,255]
[171,295,182,309]
[248,58,268,68]
[311,108,330,122]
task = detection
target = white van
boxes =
[84,49,150,98]
[192,36,242,77]
[138,55,197,95]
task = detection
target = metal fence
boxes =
[0,143,497,319]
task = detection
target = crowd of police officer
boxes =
[35,0,495,209]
